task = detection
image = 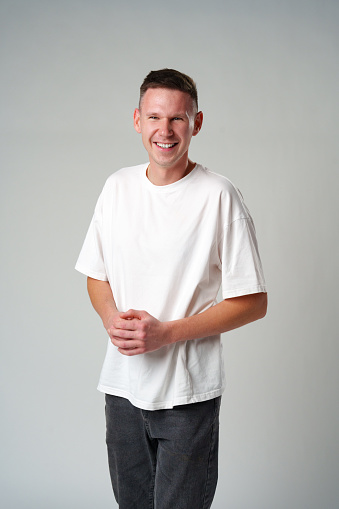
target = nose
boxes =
[159,119,173,137]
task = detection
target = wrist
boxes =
[164,319,181,345]
[103,309,120,331]
[164,314,204,344]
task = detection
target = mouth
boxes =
[154,142,178,149]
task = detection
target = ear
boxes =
[133,108,141,133]
[193,111,203,136]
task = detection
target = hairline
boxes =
[138,86,198,115]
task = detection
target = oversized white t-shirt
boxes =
[76,163,266,410]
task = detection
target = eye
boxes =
[149,116,159,120]
[173,117,183,121]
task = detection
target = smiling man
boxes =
[76,69,267,509]
[134,86,202,184]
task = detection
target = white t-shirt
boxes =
[75,163,266,410]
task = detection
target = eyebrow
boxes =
[144,111,187,117]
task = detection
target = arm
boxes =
[168,292,267,342]
[108,292,267,356]
[87,277,119,330]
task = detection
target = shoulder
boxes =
[104,163,147,188]
[98,163,148,200]
[196,165,239,194]
[195,165,250,219]
[92,163,147,210]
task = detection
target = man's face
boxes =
[133,87,202,172]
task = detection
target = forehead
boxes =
[140,87,194,114]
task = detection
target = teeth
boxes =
[156,143,175,148]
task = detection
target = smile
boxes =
[155,143,177,148]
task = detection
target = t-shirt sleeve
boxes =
[220,216,266,299]
[75,191,108,281]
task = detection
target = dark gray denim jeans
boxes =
[105,394,221,509]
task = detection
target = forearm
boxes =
[87,277,119,329]
[100,291,267,356]
[166,292,267,344]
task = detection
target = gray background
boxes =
[1,0,338,508]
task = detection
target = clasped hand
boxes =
[107,309,171,356]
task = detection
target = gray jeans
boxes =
[105,394,221,509]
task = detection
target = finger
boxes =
[109,318,132,331]
[120,309,144,320]
[119,309,138,319]
[109,318,141,332]
[108,326,140,339]
[111,336,140,349]
[118,346,144,356]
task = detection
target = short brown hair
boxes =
[139,68,198,111]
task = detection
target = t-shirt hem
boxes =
[75,264,108,281]
[222,285,267,299]
[97,384,226,410]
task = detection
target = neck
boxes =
[147,160,196,186]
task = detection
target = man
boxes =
[76,68,267,509]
